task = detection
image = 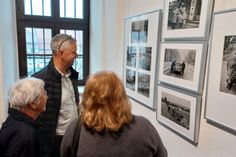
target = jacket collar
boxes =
[8,108,37,127]
[48,59,78,79]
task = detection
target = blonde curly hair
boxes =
[81,71,132,132]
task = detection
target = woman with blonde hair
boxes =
[61,71,167,157]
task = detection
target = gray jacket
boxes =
[61,115,167,157]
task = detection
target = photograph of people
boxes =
[220,35,236,95]
[167,0,202,30]
[164,48,195,81]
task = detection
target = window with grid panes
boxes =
[15,0,89,85]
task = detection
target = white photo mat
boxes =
[158,42,207,93]
[157,85,201,143]
[205,10,236,133]
[162,0,213,39]
[123,10,161,109]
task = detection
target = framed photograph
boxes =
[205,10,236,133]
[158,42,207,93]
[157,84,201,143]
[162,0,213,39]
[123,10,161,109]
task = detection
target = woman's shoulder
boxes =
[132,115,154,129]
[133,115,150,122]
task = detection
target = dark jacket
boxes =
[32,59,80,156]
[0,109,40,157]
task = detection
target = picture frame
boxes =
[157,84,201,143]
[158,42,207,93]
[205,9,236,133]
[162,0,213,39]
[123,10,161,109]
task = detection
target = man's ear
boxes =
[29,102,38,109]
[54,50,62,56]
[60,50,64,56]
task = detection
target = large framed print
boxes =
[162,0,213,39]
[157,84,201,143]
[158,42,207,93]
[205,10,236,133]
[123,10,161,109]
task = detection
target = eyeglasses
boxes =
[57,36,73,51]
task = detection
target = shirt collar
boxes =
[55,66,71,77]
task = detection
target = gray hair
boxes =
[50,34,76,54]
[8,77,45,109]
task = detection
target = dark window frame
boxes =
[15,0,90,85]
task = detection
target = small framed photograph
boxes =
[162,0,213,39]
[205,10,236,133]
[157,84,201,143]
[123,10,161,109]
[158,42,207,93]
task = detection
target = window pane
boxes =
[44,0,51,16]
[45,29,52,54]
[60,0,83,19]
[27,57,34,76]
[63,30,75,37]
[76,0,83,18]
[26,27,33,54]
[24,0,31,15]
[26,27,52,55]
[66,0,74,18]
[24,0,51,16]
[33,28,44,54]
[35,58,47,71]
[32,0,43,15]
[27,56,51,76]
[73,56,83,80]
[76,31,83,55]
[26,27,52,76]
[60,0,65,17]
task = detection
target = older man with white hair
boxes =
[0,77,48,157]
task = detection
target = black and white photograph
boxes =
[126,69,136,91]
[162,0,213,39]
[138,47,152,71]
[157,85,201,143]
[219,35,236,95]
[159,42,206,93]
[127,46,137,67]
[138,72,150,97]
[205,10,236,132]
[163,48,196,81]
[161,91,190,130]
[123,10,161,109]
[131,19,148,43]
[167,0,202,30]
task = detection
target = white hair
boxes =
[8,77,45,109]
[50,34,76,54]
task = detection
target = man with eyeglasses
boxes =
[33,34,80,157]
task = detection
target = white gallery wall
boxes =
[90,0,236,157]
[90,0,127,74]
[0,0,18,125]
[0,0,235,156]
